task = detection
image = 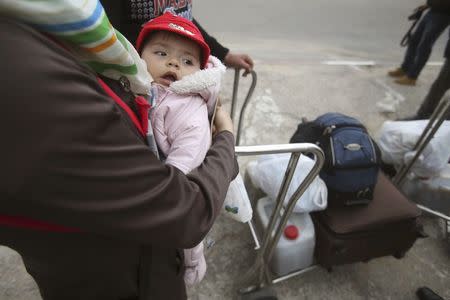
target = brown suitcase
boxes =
[311,173,423,269]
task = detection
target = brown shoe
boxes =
[394,75,416,86]
[387,68,405,77]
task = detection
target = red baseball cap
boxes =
[136,12,211,69]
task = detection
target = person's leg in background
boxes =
[388,11,430,78]
[396,12,450,85]
[416,56,450,119]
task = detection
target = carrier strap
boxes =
[97,77,147,137]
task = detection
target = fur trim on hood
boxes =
[168,56,226,94]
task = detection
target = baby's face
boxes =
[141,32,201,86]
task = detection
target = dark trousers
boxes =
[401,11,450,79]
[416,57,450,119]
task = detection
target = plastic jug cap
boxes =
[284,225,299,240]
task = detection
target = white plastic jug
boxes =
[255,197,316,276]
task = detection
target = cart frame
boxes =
[229,69,325,297]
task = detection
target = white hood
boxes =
[168,56,226,116]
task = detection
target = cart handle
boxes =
[230,69,257,146]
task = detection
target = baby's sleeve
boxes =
[165,121,211,174]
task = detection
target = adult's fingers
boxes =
[213,106,234,135]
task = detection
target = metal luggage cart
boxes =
[393,95,450,237]
[235,144,324,300]
[229,69,325,299]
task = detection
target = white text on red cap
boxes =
[168,23,194,36]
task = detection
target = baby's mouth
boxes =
[161,72,178,83]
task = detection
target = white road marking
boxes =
[322,60,376,66]
[321,60,443,67]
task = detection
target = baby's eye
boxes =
[154,51,166,56]
[182,58,193,66]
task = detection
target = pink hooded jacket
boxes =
[150,56,226,174]
[149,56,226,286]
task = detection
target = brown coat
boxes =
[0,17,238,300]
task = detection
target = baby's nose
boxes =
[167,59,179,68]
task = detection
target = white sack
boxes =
[377,120,450,178]
[223,173,253,223]
[246,153,328,213]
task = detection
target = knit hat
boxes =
[136,12,211,69]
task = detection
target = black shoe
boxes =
[416,287,444,300]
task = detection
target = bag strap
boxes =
[400,7,426,47]
[97,77,147,137]
[400,19,420,47]
[98,77,159,159]
[0,215,78,232]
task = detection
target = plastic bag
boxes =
[246,153,328,213]
[377,120,450,178]
[223,172,253,223]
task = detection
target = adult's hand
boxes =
[224,52,254,76]
[213,104,234,135]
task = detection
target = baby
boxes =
[136,12,226,286]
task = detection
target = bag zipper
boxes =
[322,123,366,135]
